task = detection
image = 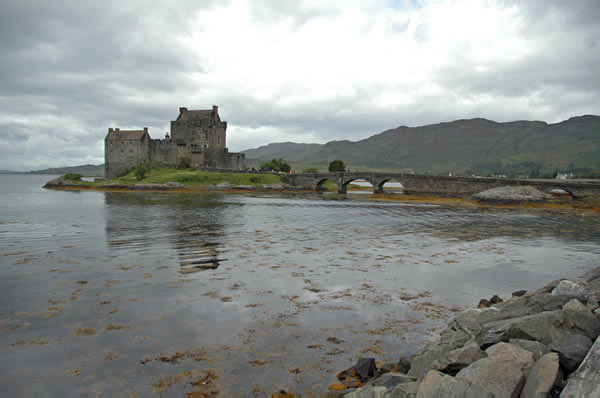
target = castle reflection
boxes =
[103,192,230,273]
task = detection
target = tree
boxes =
[302,167,319,174]
[260,158,291,173]
[328,160,346,172]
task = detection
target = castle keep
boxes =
[105,106,245,178]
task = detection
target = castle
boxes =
[105,106,245,178]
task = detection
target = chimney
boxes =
[143,127,148,133]
[179,107,187,115]
[212,105,218,114]
[108,128,113,132]
[116,128,120,131]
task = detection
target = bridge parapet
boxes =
[286,172,600,198]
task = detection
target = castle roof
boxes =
[105,129,149,141]
[176,109,213,122]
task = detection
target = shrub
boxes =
[302,167,319,173]
[64,173,82,181]
[260,158,291,173]
[177,156,192,169]
[133,162,152,181]
[328,160,346,172]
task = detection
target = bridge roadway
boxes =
[286,172,600,198]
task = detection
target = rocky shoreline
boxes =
[42,175,301,192]
[328,267,600,397]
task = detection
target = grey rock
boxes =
[563,298,588,313]
[130,183,183,190]
[380,358,411,375]
[97,183,127,189]
[456,358,526,398]
[262,183,292,189]
[214,182,232,188]
[432,341,486,373]
[513,290,528,297]
[233,185,256,190]
[474,186,550,202]
[560,336,600,398]
[354,358,377,381]
[549,334,593,372]
[427,374,495,398]
[520,353,560,398]
[490,294,504,304]
[509,339,550,361]
[587,296,599,312]
[595,308,600,320]
[552,280,588,299]
[397,357,411,374]
[486,342,535,372]
[562,303,600,341]
[370,373,416,388]
[416,370,443,397]
[477,294,573,325]
[388,382,419,398]
[408,345,444,378]
[482,310,568,346]
[343,386,386,398]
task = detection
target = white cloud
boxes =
[0,0,598,169]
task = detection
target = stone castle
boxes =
[105,106,245,178]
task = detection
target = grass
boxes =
[62,165,287,188]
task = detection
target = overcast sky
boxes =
[1,0,599,170]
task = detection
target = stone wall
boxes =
[105,134,150,179]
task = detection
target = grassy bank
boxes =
[62,166,287,188]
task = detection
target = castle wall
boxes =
[105,135,149,178]
[170,119,226,148]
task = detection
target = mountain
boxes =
[27,164,105,176]
[243,115,600,176]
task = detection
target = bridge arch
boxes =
[375,178,405,194]
[315,177,338,192]
[340,178,375,194]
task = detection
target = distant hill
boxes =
[27,164,104,176]
[243,115,600,177]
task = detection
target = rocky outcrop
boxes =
[474,186,551,203]
[331,268,600,397]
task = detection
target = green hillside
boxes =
[243,115,600,177]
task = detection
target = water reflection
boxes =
[104,192,230,273]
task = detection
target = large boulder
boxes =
[409,311,485,378]
[486,342,535,373]
[482,310,570,346]
[474,186,550,203]
[432,341,486,373]
[549,334,593,372]
[560,336,600,398]
[509,339,550,361]
[552,280,588,300]
[416,370,494,398]
[456,358,525,398]
[388,381,419,397]
[520,353,560,398]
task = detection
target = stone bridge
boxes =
[286,172,600,198]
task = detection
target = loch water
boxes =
[1,174,599,396]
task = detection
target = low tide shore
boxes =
[327,267,600,398]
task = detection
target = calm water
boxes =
[1,174,599,397]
